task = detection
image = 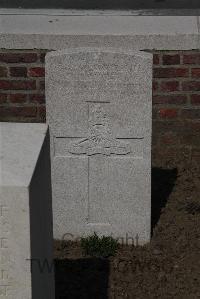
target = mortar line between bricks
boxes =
[153,93,193,96]
[154,79,189,83]
[153,120,200,125]
[0,78,38,81]
[0,62,44,65]
[186,94,191,105]
[36,79,43,91]
[154,78,200,81]
[154,106,192,108]
[180,52,183,65]
[153,90,200,94]
[154,66,200,69]
[188,66,192,78]
[0,90,45,94]
[153,104,190,107]
[154,93,200,97]
[153,104,197,108]
[0,49,49,52]
[0,62,46,66]
[153,66,190,69]
[154,78,190,81]
[152,50,200,54]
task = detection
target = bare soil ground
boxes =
[54,159,200,299]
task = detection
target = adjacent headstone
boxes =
[46,48,152,244]
[0,123,55,299]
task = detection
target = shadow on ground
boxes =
[151,167,178,234]
[55,257,110,299]
[54,167,178,298]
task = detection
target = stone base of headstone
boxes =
[0,123,55,299]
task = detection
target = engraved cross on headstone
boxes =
[55,100,144,224]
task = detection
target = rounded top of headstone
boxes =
[46,47,152,62]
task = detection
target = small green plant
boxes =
[81,232,118,258]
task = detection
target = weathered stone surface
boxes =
[46,48,152,244]
[0,16,199,51]
[0,123,55,299]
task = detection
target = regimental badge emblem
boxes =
[69,104,131,156]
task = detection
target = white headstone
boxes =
[46,48,152,245]
[0,123,55,299]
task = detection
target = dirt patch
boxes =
[54,161,200,299]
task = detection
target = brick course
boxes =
[152,50,200,165]
[0,50,47,122]
[0,49,200,165]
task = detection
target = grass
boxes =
[81,232,118,258]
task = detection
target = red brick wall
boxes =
[0,49,200,166]
[0,50,47,122]
[152,51,200,165]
